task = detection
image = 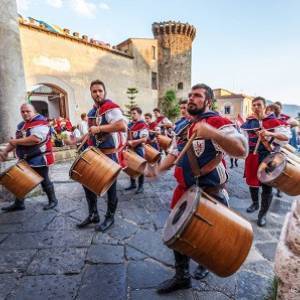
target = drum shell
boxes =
[69,147,121,196]
[122,149,147,178]
[258,154,300,196]
[163,188,253,277]
[156,134,172,151]
[144,144,161,164]
[0,160,43,199]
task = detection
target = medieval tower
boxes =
[152,21,196,105]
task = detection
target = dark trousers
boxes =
[18,166,52,201]
[82,179,118,217]
[249,185,273,217]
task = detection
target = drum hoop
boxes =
[0,160,28,178]
[258,152,287,183]
[164,186,201,245]
[69,147,93,177]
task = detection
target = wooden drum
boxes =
[69,147,121,196]
[163,186,253,277]
[144,144,161,164]
[156,134,172,151]
[122,149,147,178]
[257,152,300,196]
[0,160,43,199]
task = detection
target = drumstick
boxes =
[174,132,196,165]
[253,137,261,155]
[77,135,89,153]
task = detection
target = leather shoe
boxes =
[43,200,58,211]
[76,214,100,229]
[156,276,191,294]
[257,215,267,227]
[246,203,259,213]
[193,265,209,280]
[135,186,144,194]
[1,201,25,212]
[95,216,114,232]
[125,185,137,191]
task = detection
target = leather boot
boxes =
[95,197,118,232]
[257,189,272,227]
[135,175,144,194]
[1,198,25,212]
[276,189,282,198]
[247,187,259,213]
[230,158,234,169]
[157,251,191,294]
[193,265,209,280]
[125,178,136,191]
[77,191,99,228]
[43,184,58,210]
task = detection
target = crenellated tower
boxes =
[152,21,196,105]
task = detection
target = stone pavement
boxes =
[0,159,293,300]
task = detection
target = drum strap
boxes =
[186,148,223,178]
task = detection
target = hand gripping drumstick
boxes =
[76,135,89,153]
[174,132,197,165]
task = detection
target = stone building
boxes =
[214,88,253,121]
[18,18,196,125]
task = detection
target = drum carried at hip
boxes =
[69,147,121,195]
[121,149,147,178]
[0,160,43,199]
[163,185,253,277]
[257,148,300,196]
[144,144,161,164]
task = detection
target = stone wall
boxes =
[152,22,196,105]
[19,23,158,125]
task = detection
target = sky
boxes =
[16,0,300,105]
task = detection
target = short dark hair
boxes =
[153,108,161,113]
[274,101,282,109]
[192,83,214,101]
[144,113,152,118]
[252,96,266,106]
[179,99,188,105]
[90,79,106,91]
[130,106,142,115]
[80,113,87,120]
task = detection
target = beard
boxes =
[187,103,205,116]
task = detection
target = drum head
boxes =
[258,152,286,183]
[163,186,200,244]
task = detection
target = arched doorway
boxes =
[28,84,68,119]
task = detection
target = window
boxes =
[152,46,156,60]
[177,82,183,90]
[152,72,157,90]
[224,105,231,114]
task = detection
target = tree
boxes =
[211,98,218,111]
[125,87,138,117]
[161,90,179,121]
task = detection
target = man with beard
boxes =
[241,97,290,226]
[153,84,248,294]
[69,80,127,232]
[0,103,58,211]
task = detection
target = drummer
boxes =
[153,108,173,136]
[144,113,160,151]
[151,84,248,294]
[68,79,127,231]
[124,107,149,194]
[0,103,58,211]
[241,97,290,227]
